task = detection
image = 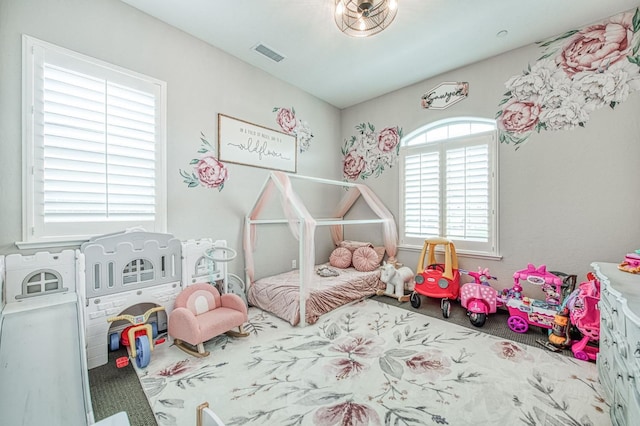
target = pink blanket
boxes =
[247,266,383,326]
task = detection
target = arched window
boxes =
[399,117,499,256]
[17,269,66,299]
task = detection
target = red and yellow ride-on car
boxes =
[411,237,461,318]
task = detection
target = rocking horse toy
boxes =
[378,262,414,302]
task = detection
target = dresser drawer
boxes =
[598,352,615,401]
[600,299,614,334]
[592,263,640,426]
[611,372,629,426]
[599,324,613,356]
[601,286,625,331]
[604,323,628,366]
[624,305,640,373]
[598,325,615,401]
[628,378,640,426]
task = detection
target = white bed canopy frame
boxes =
[244,172,398,326]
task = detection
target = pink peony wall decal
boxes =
[341,122,403,181]
[179,132,229,191]
[497,8,640,148]
[273,107,314,153]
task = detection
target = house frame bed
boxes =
[244,172,398,326]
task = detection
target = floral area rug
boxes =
[134,299,609,426]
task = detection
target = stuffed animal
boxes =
[619,251,640,274]
[379,262,415,301]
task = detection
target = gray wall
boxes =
[1,0,638,286]
[0,0,342,276]
[342,43,640,286]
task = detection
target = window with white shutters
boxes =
[399,118,498,256]
[22,36,167,246]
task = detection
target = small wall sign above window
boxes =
[421,82,469,110]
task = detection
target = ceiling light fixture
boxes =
[334,0,398,38]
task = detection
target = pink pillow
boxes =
[339,240,373,252]
[329,247,352,269]
[352,246,380,272]
[373,246,385,264]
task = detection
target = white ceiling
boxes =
[121,0,640,109]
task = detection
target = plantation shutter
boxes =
[24,36,166,245]
[445,142,489,242]
[42,64,157,222]
[400,131,495,254]
[403,150,440,238]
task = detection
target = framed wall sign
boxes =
[421,82,469,110]
[218,114,297,173]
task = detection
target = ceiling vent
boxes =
[252,43,286,63]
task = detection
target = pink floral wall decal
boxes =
[342,122,403,181]
[179,132,229,191]
[273,107,314,152]
[497,8,640,148]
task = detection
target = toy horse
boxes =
[378,262,414,302]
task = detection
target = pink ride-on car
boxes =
[411,238,461,318]
[459,267,499,327]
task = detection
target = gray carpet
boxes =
[89,347,157,425]
[88,294,574,425]
[372,294,575,357]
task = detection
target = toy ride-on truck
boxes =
[410,238,461,318]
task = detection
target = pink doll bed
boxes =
[247,264,383,326]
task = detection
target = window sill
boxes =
[15,238,88,251]
[397,244,502,261]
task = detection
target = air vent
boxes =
[252,43,286,63]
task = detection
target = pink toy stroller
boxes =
[567,275,600,361]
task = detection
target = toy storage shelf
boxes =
[593,262,640,426]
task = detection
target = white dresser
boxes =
[593,262,640,426]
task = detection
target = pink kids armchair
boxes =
[168,283,249,357]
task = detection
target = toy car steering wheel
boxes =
[427,263,445,272]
